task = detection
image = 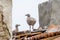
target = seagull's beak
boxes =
[25,14,27,16]
[25,14,30,17]
[19,25,20,26]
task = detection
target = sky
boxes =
[12,0,48,31]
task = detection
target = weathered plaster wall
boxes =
[50,0,60,25]
[0,0,12,39]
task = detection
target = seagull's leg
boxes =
[32,25,34,31]
[29,25,31,33]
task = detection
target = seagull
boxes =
[12,24,20,35]
[15,24,20,32]
[25,14,36,32]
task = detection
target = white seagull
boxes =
[25,14,36,32]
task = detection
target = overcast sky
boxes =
[12,0,48,31]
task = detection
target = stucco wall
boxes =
[50,0,60,25]
[0,0,12,39]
